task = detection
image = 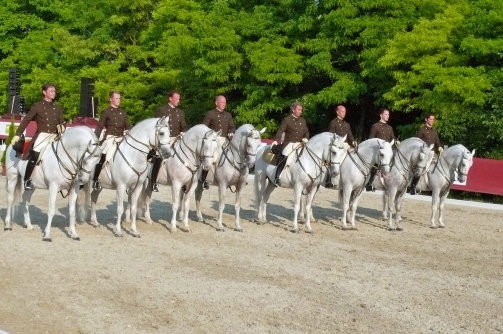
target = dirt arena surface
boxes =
[1,175,502,334]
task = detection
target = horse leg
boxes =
[340,188,351,230]
[349,192,362,230]
[233,183,245,232]
[382,192,389,221]
[395,192,405,231]
[304,189,317,233]
[21,190,34,230]
[128,188,142,238]
[292,186,303,233]
[195,185,205,223]
[4,174,19,231]
[437,191,449,228]
[90,190,101,227]
[170,186,181,232]
[254,170,267,224]
[386,190,396,231]
[67,186,81,240]
[430,189,441,228]
[216,183,227,232]
[261,182,276,224]
[298,194,306,224]
[114,188,125,237]
[42,186,58,242]
[180,187,192,233]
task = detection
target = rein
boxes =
[174,130,215,175]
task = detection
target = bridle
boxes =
[218,129,261,174]
[174,129,216,175]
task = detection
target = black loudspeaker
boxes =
[79,77,96,117]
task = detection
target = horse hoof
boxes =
[235,228,243,232]
[290,229,299,233]
[42,237,52,242]
[429,226,437,229]
[387,227,396,231]
[4,227,12,231]
[342,226,351,231]
[438,225,445,229]
[71,236,81,241]
[217,227,225,232]
[351,227,358,231]
[305,229,313,234]
[396,227,403,232]
[132,233,141,238]
[115,233,123,238]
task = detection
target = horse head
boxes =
[412,143,434,179]
[154,116,172,159]
[200,129,220,171]
[328,134,346,180]
[243,126,266,168]
[456,148,475,183]
[378,139,394,177]
[77,139,102,184]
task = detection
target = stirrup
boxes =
[24,179,35,190]
[92,181,102,191]
[365,184,374,192]
[151,182,159,192]
[274,177,281,187]
[201,181,209,190]
[409,187,417,195]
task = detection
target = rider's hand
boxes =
[438,147,444,155]
[228,132,234,138]
[180,132,185,137]
[302,138,308,144]
[271,141,278,146]
[11,135,20,145]
[352,141,357,147]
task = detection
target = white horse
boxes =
[85,117,172,237]
[372,137,434,230]
[142,124,220,232]
[254,133,347,233]
[338,138,394,230]
[415,144,475,228]
[4,126,102,241]
[194,124,266,232]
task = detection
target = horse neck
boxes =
[359,142,379,165]
[124,127,152,154]
[393,142,419,173]
[301,138,327,163]
[177,130,202,161]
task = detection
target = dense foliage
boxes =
[1,0,501,157]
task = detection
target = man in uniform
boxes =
[326,105,357,187]
[92,91,131,190]
[409,113,443,195]
[366,108,396,191]
[149,90,186,192]
[200,95,235,189]
[11,83,65,190]
[271,102,309,187]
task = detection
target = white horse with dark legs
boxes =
[415,144,475,228]
[4,127,102,241]
[194,124,266,232]
[142,124,220,232]
[338,138,394,230]
[83,117,172,237]
[371,138,434,231]
[254,133,347,233]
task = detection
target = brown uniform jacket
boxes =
[369,121,395,142]
[416,125,441,153]
[156,104,186,136]
[94,106,131,138]
[274,114,309,149]
[328,118,355,146]
[15,100,64,138]
[203,109,235,137]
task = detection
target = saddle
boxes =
[261,147,278,166]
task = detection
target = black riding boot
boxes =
[274,155,287,187]
[24,150,40,190]
[409,176,420,195]
[324,171,334,188]
[92,154,106,190]
[199,170,209,190]
[365,166,377,192]
[150,156,163,192]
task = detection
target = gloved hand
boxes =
[271,141,278,146]
[302,138,308,144]
[11,135,20,145]
[56,124,66,135]
[352,141,357,147]
[395,140,401,146]
[179,132,185,137]
[438,147,444,155]
[228,133,234,138]
[123,130,129,136]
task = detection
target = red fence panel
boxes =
[451,158,503,195]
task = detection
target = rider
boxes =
[92,91,131,190]
[327,105,357,188]
[199,95,235,190]
[409,113,443,195]
[11,83,65,190]
[365,108,396,191]
[271,102,309,187]
[149,90,187,192]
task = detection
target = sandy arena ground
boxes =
[0,174,502,334]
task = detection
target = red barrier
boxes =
[451,158,503,195]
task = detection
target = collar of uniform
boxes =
[216,108,224,112]
[168,104,176,109]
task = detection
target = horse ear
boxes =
[429,144,434,150]
[471,149,476,156]
[390,139,395,146]
[259,127,266,134]
[342,134,347,142]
